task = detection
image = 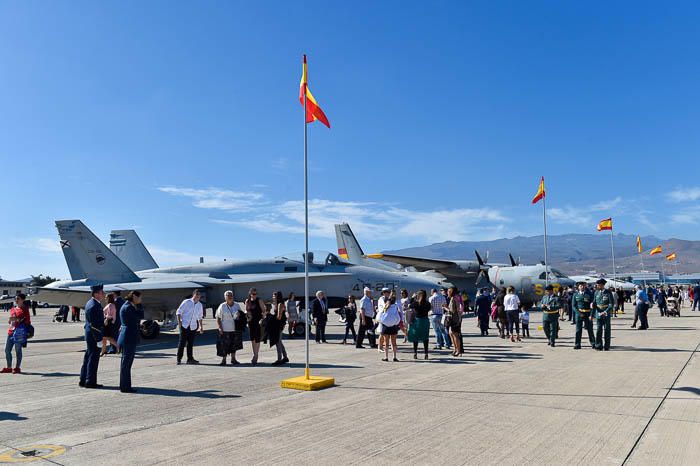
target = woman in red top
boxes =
[3,293,30,374]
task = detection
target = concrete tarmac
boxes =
[0,303,699,465]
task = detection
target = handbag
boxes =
[26,324,35,340]
[12,324,27,345]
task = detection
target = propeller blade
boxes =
[475,250,484,267]
[476,270,487,285]
[509,253,517,267]
[485,250,490,263]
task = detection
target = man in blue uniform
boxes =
[118,291,144,393]
[571,282,595,350]
[593,278,613,351]
[540,285,561,347]
[79,284,105,388]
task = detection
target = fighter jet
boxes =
[569,275,636,292]
[33,220,449,337]
[335,223,575,305]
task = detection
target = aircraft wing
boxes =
[32,272,350,309]
[365,253,457,272]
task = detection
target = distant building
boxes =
[665,274,700,285]
[0,278,31,297]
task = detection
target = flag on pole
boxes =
[650,245,663,256]
[299,55,330,128]
[597,218,613,231]
[531,176,545,204]
[666,252,677,261]
[636,235,642,253]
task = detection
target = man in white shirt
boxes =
[356,287,377,349]
[429,289,450,350]
[176,289,204,365]
[215,290,243,365]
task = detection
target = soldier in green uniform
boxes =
[571,282,595,350]
[593,278,613,351]
[540,285,561,347]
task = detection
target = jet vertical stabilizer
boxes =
[56,220,141,283]
[334,223,365,264]
[110,229,159,271]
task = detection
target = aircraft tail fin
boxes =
[55,220,140,283]
[110,229,159,271]
[334,223,365,264]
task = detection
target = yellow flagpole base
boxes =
[537,325,544,331]
[281,374,335,391]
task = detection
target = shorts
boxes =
[382,325,399,335]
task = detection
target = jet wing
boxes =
[32,272,350,308]
[365,253,457,272]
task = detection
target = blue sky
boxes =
[3,1,700,279]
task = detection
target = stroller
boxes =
[666,296,680,317]
[53,305,69,322]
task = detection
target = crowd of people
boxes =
[4,281,700,392]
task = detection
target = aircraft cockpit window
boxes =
[325,253,341,266]
[550,269,567,278]
[539,272,547,280]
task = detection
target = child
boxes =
[520,307,530,338]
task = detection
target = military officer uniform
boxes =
[572,284,595,349]
[118,299,144,393]
[79,285,105,388]
[540,286,561,346]
[593,279,613,351]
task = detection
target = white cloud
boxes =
[158,187,265,212]
[668,187,700,202]
[163,186,509,243]
[547,197,625,227]
[16,238,61,253]
[670,206,700,224]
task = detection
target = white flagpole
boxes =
[303,60,310,381]
[543,193,549,287]
[610,228,616,283]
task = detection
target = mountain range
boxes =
[387,234,700,276]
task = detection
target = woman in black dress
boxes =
[245,288,266,365]
[268,291,289,365]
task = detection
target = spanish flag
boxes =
[597,218,613,231]
[636,235,642,253]
[299,55,330,128]
[531,176,545,204]
[650,245,663,256]
[666,252,677,261]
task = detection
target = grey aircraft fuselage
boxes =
[37,220,449,323]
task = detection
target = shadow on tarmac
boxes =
[114,387,240,399]
[613,346,697,353]
[0,411,27,421]
[671,386,700,396]
[20,371,79,378]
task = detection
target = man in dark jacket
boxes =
[474,289,491,336]
[79,284,105,389]
[117,291,144,393]
[311,290,329,343]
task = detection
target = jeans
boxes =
[637,303,649,329]
[506,310,520,336]
[430,314,450,348]
[177,327,197,362]
[4,334,22,368]
[693,299,699,312]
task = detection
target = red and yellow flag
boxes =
[649,245,663,256]
[636,235,642,253]
[299,55,330,128]
[666,252,677,261]
[597,218,613,231]
[531,176,545,204]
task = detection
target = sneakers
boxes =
[1,368,11,374]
